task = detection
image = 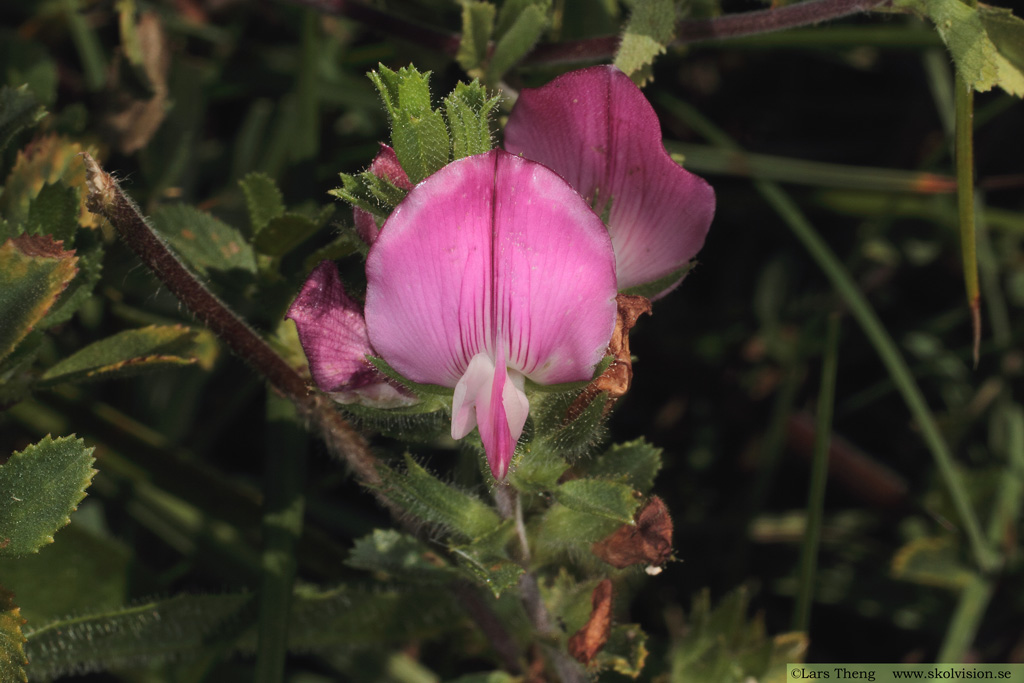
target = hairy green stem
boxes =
[81,154,382,491]
[793,314,840,634]
[657,97,999,574]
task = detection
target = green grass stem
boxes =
[793,314,840,634]
[954,74,981,366]
[658,94,999,574]
[62,0,107,91]
[666,142,956,194]
[255,393,308,683]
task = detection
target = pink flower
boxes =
[287,261,415,408]
[353,144,413,245]
[365,149,617,479]
[504,65,715,298]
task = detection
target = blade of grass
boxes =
[657,94,999,574]
[255,393,308,683]
[954,74,981,367]
[665,142,957,194]
[938,401,1024,661]
[62,0,107,91]
[793,314,840,634]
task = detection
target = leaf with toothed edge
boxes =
[0,435,96,558]
[0,587,27,683]
[0,235,78,364]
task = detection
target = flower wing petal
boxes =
[505,65,715,295]
[287,261,412,406]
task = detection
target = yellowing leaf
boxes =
[615,0,677,82]
[0,588,27,683]
[0,135,102,231]
[0,235,78,363]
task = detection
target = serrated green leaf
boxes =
[487,5,548,82]
[1,135,101,231]
[0,435,96,557]
[900,0,1024,96]
[509,444,569,493]
[532,504,623,565]
[150,203,257,275]
[39,241,103,329]
[0,587,27,683]
[444,80,498,159]
[253,212,320,257]
[457,1,496,76]
[891,536,973,589]
[26,181,79,244]
[369,65,451,183]
[0,85,45,155]
[582,438,663,493]
[378,454,501,541]
[330,172,383,216]
[614,0,677,82]
[39,324,201,386]
[239,172,285,235]
[346,529,455,582]
[532,388,609,457]
[553,479,640,523]
[0,235,78,363]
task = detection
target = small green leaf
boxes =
[457,1,496,77]
[581,438,663,494]
[303,232,365,272]
[532,505,622,565]
[979,6,1024,76]
[0,85,45,155]
[0,588,27,683]
[239,172,285,236]
[346,529,456,583]
[900,0,1024,96]
[26,181,80,244]
[532,389,609,458]
[614,0,677,82]
[444,80,498,159]
[150,203,257,275]
[620,262,694,299]
[378,454,502,541]
[253,213,320,257]
[487,4,549,82]
[367,355,455,397]
[39,324,201,386]
[369,65,451,184]
[0,235,78,363]
[449,546,523,598]
[509,444,569,493]
[891,536,973,590]
[39,241,103,329]
[553,479,640,524]
[0,435,96,557]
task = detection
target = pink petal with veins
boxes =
[287,260,414,407]
[505,65,715,297]
[365,149,616,478]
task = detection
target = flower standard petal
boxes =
[365,149,617,478]
[286,260,413,407]
[504,65,716,296]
